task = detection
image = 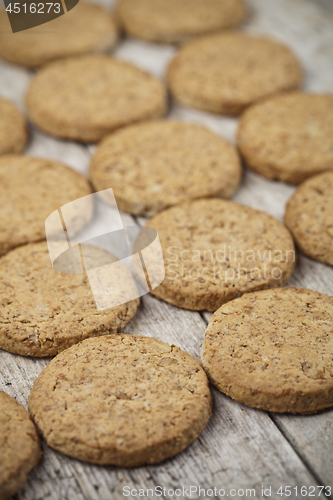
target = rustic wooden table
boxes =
[1,0,333,499]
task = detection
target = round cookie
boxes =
[201,287,333,414]
[117,0,246,43]
[0,155,93,257]
[0,242,140,356]
[89,120,242,217]
[237,93,333,184]
[0,98,28,155]
[0,2,118,68]
[0,391,41,500]
[28,334,212,466]
[285,171,333,265]
[146,199,296,311]
[26,55,167,142]
[167,33,302,115]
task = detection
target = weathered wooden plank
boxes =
[26,129,90,174]
[0,60,31,110]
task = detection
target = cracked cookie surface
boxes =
[285,171,333,265]
[201,287,333,413]
[0,242,139,356]
[89,120,241,217]
[28,334,212,466]
[0,391,41,500]
[146,199,295,311]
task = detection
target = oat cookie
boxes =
[28,334,212,466]
[201,287,333,414]
[146,199,295,311]
[0,2,118,68]
[167,33,302,115]
[0,242,139,356]
[89,120,242,217]
[117,0,246,43]
[285,171,333,265]
[0,155,92,257]
[237,93,333,184]
[0,98,28,155]
[26,55,167,142]
[0,391,41,500]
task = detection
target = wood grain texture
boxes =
[0,0,333,498]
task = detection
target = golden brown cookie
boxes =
[201,287,333,414]
[28,334,212,466]
[285,171,333,265]
[89,120,242,217]
[167,33,302,115]
[0,242,139,356]
[0,2,118,68]
[26,55,167,142]
[0,155,92,257]
[237,92,333,184]
[0,391,41,500]
[117,0,246,43]
[146,199,296,311]
[0,98,28,155]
